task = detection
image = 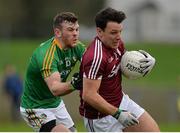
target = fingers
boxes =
[118,110,139,128]
[140,62,152,68]
[138,50,150,57]
[123,114,139,127]
[139,58,151,63]
[129,113,139,125]
[71,72,82,90]
[131,113,139,124]
[126,112,139,127]
[131,117,139,124]
[139,56,155,68]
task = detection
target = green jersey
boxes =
[21,37,85,109]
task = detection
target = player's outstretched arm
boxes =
[44,72,74,96]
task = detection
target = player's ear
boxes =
[96,27,103,38]
[54,28,62,37]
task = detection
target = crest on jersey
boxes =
[73,56,77,62]
[108,57,114,63]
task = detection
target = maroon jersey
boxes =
[79,36,125,119]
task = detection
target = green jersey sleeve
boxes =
[36,39,59,79]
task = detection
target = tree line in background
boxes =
[0,0,104,38]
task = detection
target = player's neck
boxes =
[55,37,67,50]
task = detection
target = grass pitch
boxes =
[0,40,180,131]
[0,121,180,131]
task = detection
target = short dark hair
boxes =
[53,12,78,28]
[95,7,126,30]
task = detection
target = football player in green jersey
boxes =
[20,12,85,132]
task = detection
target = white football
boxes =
[120,50,148,79]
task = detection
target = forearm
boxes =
[83,92,118,116]
[50,80,73,96]
[44,72,75,96]
[84,91,139,128]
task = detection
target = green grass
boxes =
[0,121,180,132]
[0,121,32,132]
[160,122,180,131]
[0,40,180,131]
[0,120,85,132]
[0,121,86,132]
[1,40,179,88]
[0,39,40,75]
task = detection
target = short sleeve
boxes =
[36,44,58,79]
[82,42,105,80]
[41,58,58,78]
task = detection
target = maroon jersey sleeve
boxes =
[82,38,105,80]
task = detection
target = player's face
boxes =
[58,21,79,48]
[98,22,123,49]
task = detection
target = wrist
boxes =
[112,108,122,119]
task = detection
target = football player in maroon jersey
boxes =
[79,7,159,132]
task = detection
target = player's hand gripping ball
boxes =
[120,50,155,79]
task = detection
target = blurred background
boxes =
[0,0,180,131]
